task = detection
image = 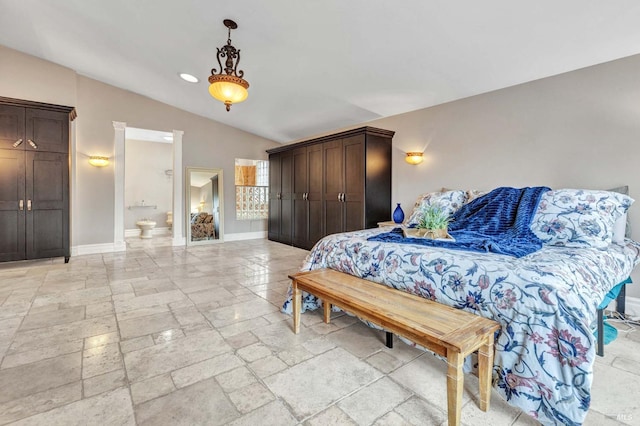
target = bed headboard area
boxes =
[609,185,632,238]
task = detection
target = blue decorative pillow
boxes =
[530,189,634,249]
[406,190,467,226]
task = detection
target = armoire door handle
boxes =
[28,139,38,149]
[19,200,24,211]
[341,193,346,202]
[13,139,23,148]
[277,192,281,200]
[27,200,32,211]
[337,193,341,201]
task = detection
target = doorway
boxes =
[113,122,184,250]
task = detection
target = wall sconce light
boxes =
[405,152,424,165]
[89,156,109,167]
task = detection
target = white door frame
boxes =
[113,122,184,250]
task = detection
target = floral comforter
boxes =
[281,228,640,426]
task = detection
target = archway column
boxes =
[172,130,185,246]
[113,121,127,252]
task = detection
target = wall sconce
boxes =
[405,152,424,165]
[89,156,109,167]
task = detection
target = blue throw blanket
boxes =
[369,186,550,257]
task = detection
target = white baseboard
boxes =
[173,237,186,246]
[125,227,171,237]
[224,231,267,242]
[624,296,640,318]
[71,242,125,256]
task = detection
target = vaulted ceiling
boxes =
[1,1,640,143]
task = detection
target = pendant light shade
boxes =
[208,75,249,110]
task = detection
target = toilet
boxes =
[136,219,156,239]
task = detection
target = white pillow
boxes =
[612,213,627,245]
[531,189,634,249]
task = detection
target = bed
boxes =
[281,187,640,426]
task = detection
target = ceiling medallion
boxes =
[208,19,249,111]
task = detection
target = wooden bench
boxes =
[289,268,500,426]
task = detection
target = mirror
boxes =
[185,167,224,245]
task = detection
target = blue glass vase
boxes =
[393,203,404,224]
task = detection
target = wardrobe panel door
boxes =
[279,151,293,244]
[0,150,26,261]
[343,135,365,231]
[268,154,282,241]
[0,105,25,150]
[323,139,343,235]
[292,147,308,247]
[307,144,323,248]
[26,109,69,153]
[25,152,69,259]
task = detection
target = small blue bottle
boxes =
[393,203,404,224]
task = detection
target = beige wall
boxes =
[0,45,77,106]
[0,44,279,247]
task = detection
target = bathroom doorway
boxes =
[124,128,174,242]
[113,123,184,251]
[185,167,224,245]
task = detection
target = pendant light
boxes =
[208,19,250,111]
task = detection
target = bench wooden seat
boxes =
[289,268,500,426]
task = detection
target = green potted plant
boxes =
[416,205,451,239]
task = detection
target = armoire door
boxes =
[342,135,365,232]
[279,151,293,244]
[0,149,26,262]
[25,151,69,260]
[306,144,323,249]
[291,147,308,248]
[25,109,70,153]
[0,105,26,151]
[323,139,344,236]
[268,153,282,241]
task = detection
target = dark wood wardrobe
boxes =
[0,97,75,263]
[267,126,394,250]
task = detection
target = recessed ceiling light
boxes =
[179,73,199,83]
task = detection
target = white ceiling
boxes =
[2,1,640,143]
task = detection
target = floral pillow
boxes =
[530,189,634,249]
[406,190,467,227]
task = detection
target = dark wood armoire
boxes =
[0,97,75,263]
[267,126,394,250]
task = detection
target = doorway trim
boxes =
[113,122,184,250]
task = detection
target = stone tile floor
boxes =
[0,236,638,425]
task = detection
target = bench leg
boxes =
[323,300,331,323]
[293,281,301,334]
[478,337,495,411]
[446,351,463,426]
[386,332,393,348]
